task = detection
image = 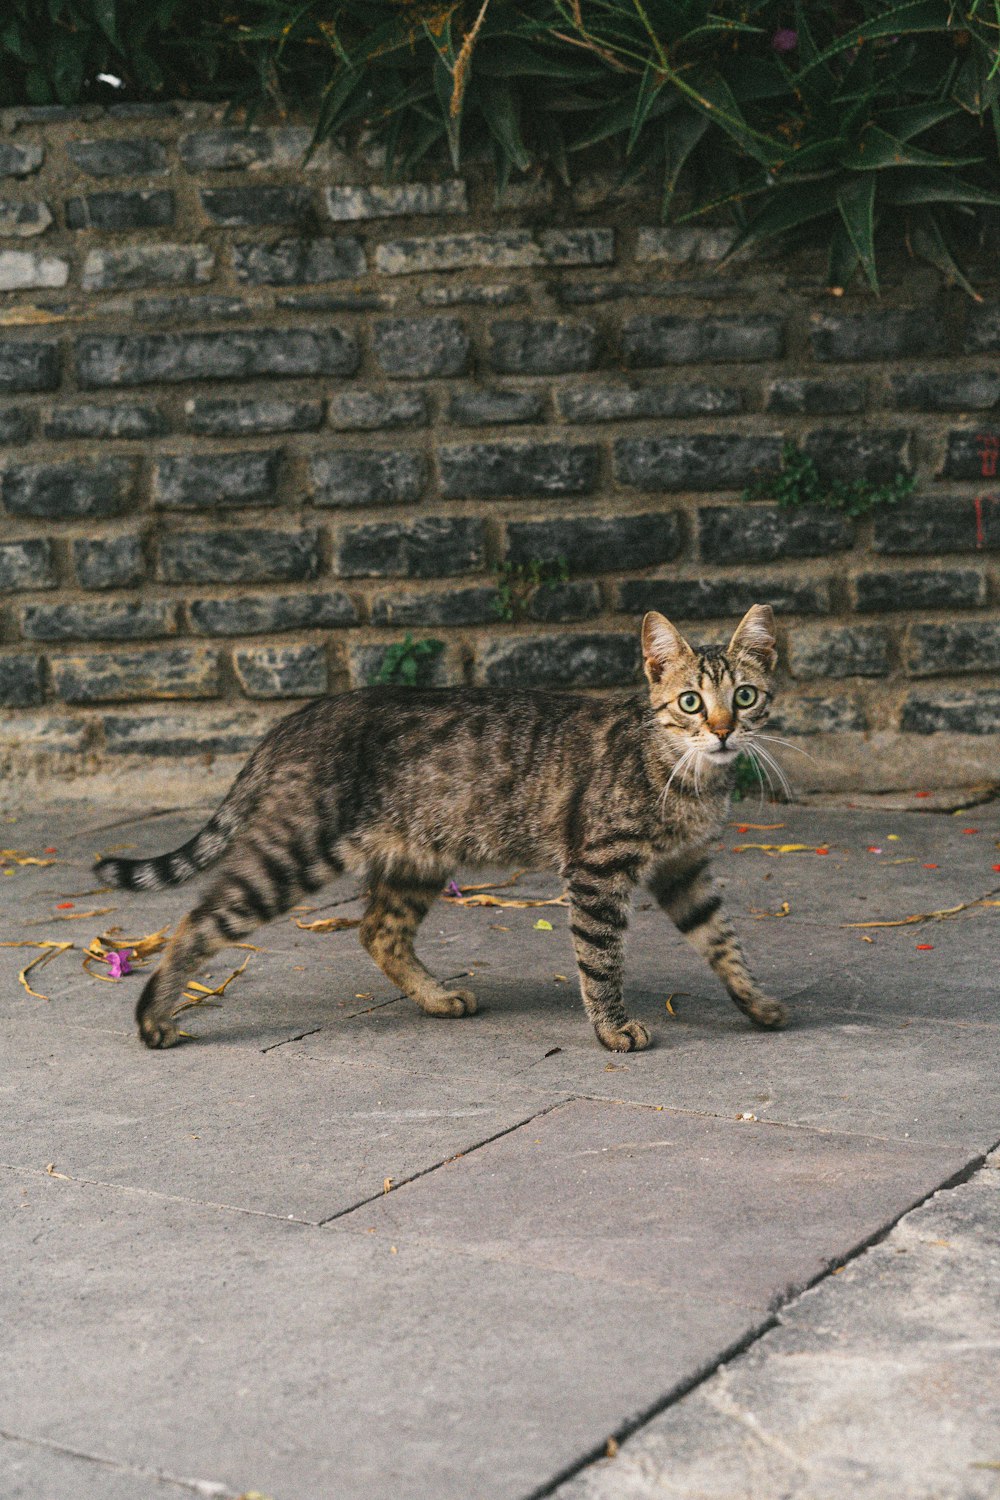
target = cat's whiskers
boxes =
[756,732,817,764]
[660,744,698,810]
[749,740,794,802]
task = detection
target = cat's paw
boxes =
[747,996,788,1029]
[595,1017,651,1052]
[420,986,478,1018]
[138,1017,184,1049]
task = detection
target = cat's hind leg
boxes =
[360,872,477,1018]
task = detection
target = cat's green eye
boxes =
[734,685,759,709]
[678,691,703,714]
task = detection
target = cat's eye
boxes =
[677,691,703,714]
[734,685,759,709]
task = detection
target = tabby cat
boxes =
[96,605,788,1052]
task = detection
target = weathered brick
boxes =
[82,243,214,291]
[65,190,174,230]
[854,569,986,612]
[326,181,468,220]
[0,250,68,291]
[616,576,829,620]
[615,435,782,492]
[347,642,457,690]
[374,228,612,276]
[440,440,598,499]
[67,139,167,177]
[634,227,735,264]
[184,397,323,436]
[962,302,1000,354]
[232,237,366,285]
[276,290,394,314]
[233,644,327,698]
[489,319,599,375]
[904,620,1000,676]
[901,688,1000,733]
[327,390,428,431]
[335,517,485,578]
[476,632,638,689]
[2,458,136,520]
[21,601,176,641]
[0,539,56,592]
[0,654,44,708]
[73,535,145,590]
[200,187,312,227]
[810,309,942,362]
[11,106,98,123]
[370,585,499,627]
[107,103,177,120]
[889,372,1000,412]
[700,505,855,563]
[559,278,737,306]
[179,127,312,172]
[559,382,741,423]
[0,142,43,177]
[76,329,359,387]
[767,694,867,734]
[51,647,220,704]
[523,580,602,624]
[0,200,52,237]
[622,315,783,367]
[188,592,357,635]
[0,407,33,442]
[765,378,866,415]
[44,403,166,440]
[135,294,252,324]
[309,449,426,507]
[788,624,891,679]
[0,714,89,754]
[0,341,59,393]
[103,710,270,757]
[506,512,681,573]
[803,428,910,485]
[158,529,322,585]
[872,496,1000,554]
[448,388,545,426]
[373,318,470,379]
[419,283,526,307]
[942,429,1000,481]
[153,450,281,509]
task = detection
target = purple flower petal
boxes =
[444,880,463,899]
[105,949,133,978]
[771,27,798,53]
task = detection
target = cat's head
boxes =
[640,604,777,772]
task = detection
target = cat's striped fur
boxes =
[96,605,788,1051]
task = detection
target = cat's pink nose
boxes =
[713,730,731,747]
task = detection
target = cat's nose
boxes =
[713,729,731,748]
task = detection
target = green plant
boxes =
[494,556,570,622]
[743,442,916,517]
[730,752,762,802]
[370,633,445,687]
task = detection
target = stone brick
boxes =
[765,378,866,415]
[440,440,598,499]
[0,250,68,291]
[448,388,545,426]
[539,229,614,267]
[335,517,485,578]
[0,407,33,442]
[308,449,426,507]
[107,103,177,119]
[81,243,214,291]
[904,620,1000,676]
[153,450,281,509]
[0,143,43,177]
[622,315,783,367]
[232,237,366,285]
[524,580,602,624]
[374,228,612,275]
[21,601,176,641]
[372,318,470,379]
[326,181,468,220]
[767,694,867,734]
[889,372,1000,412]
[942,429,1000,481]
[559,382,741,423]
[157,529,322,585]
[276,290,394,314]
[11,106,98,123]
[135,294,251,324]
[0,341,59,393]
[200,187,312,227]
[700,504,855,563]
[67,139,168,177]
[2,458,136,520]
[347,642,456,690]
[901,689,1000,734]
[788,624,891,679]
[615,435,782,492]
[179,127,312,172]
[0,200,52,236]
[188,592,357,635]
[809,309,942,362]
[102,710,270,756]
[326,390,428,431]
[43,403,166,439]
[476,632,639,689]
[65,190,174,230]
[233,644,327,698]
[803,428,910,486]
[419,283,526,307]
[872,496,1000,554]
[0,714,89,754]
[616,576,829,620]
[370,585,499,627]
[184,397,323,436]
[558,278,738,306]
[73,535,145,590]
[0,654,44,708]
[488,319,599,375]
[634,227,735,264]
[853,569,986,612]
[0,539,56,592]
[76,329,359,387]
[506,512,681,574]
[51,647,220,703]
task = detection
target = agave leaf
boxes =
[907,207,982,299]
[836,174,878,291]
[662,107,709,214]
[883,167,1000,207]
[480,77,532,174]
[953,46,1000,114]
[827,219,861,291]
[628,61,667,155]
[476,42,604,82]
[682,67,783,166]
[721,177,838,260]
[840,125,982,171]
[799,0,952,81]
[879,103,961,139]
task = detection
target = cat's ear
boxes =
[641,611,693,685]
[728,604,777,672]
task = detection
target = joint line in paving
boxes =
[0,1426,235,1498]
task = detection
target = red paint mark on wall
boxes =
[975,433,1000,478]
[974,495,986,548]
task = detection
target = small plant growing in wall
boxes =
[743,443,915,518]
[370,634,445,688]
[494,557,570,623]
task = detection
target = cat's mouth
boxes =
[703,744,740,764]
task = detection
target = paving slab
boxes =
[0,1433,215,1500]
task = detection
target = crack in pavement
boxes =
[0,1427,236,1498]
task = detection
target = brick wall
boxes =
[0,102,998,792]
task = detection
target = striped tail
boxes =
[95,785,251,893]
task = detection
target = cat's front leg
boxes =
[649,859,787,1029]
[566,872,650,1052]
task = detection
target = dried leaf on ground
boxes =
[174,950,257,1014]
[0,849,56,867]
[733,843,823,855]
[750,901,791,919]
[294,915,363,932]
[0,940,74,1000]
[843,886,1000,929]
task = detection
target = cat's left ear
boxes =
[728,604,777,672]
[642,611,693,685]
